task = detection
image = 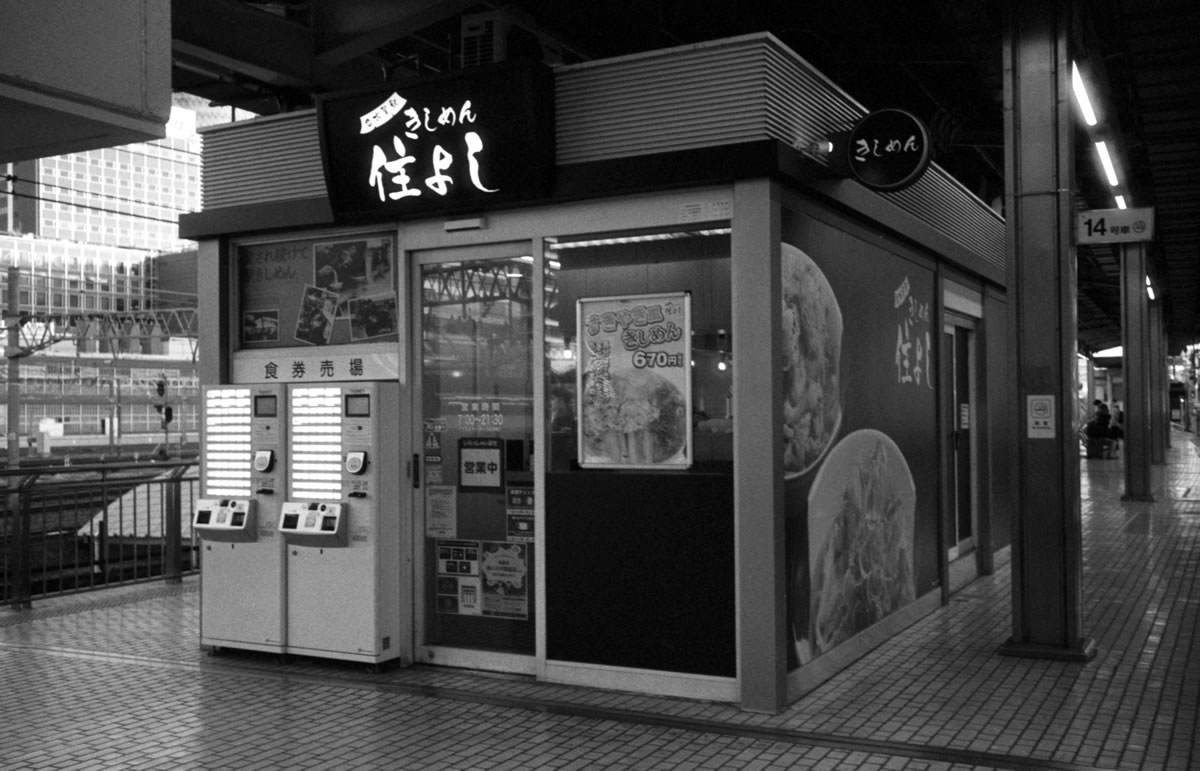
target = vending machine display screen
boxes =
[289,386,344,502]
[203,388,253,498]
[345,394,371,417]
[254,394,278,417]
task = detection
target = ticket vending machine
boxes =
[279,382,407,665]
[195,384,288,653]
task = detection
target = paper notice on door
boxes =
[425,485,457,537]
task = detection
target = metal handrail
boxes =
[1,459,198,608]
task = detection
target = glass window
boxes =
[541,225,737,678]
[544,227,733,472]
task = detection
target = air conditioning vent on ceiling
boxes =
[460,10,584,69]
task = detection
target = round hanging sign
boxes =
[846,109,932,192]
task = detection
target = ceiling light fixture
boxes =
[1071,61,1098,126]
[1114,194,1127,210]
[1095,141,1120,187]
[550,228,732,249]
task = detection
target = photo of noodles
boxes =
[781,243,842,478]
[806,430,916,655]
[581,368,688,465]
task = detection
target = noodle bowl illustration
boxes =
[781,243,842,478]
[805,429,916,654]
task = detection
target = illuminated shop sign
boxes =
[846,109,932,192]
[318,61,555,220]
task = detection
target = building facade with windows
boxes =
[0,98,208,453]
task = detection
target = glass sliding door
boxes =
[414,243,535,664]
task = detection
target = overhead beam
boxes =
[312,0,480,70]
[172,0,314,88]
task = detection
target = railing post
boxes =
[9,477,32,608]
[98,519,108,584]
[163,465,185,583]
[6,267,31,609]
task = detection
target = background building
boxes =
[0,96,226,456]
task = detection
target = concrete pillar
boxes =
[731,178,787,712]
[1148,302,1167,460]
[1122,244,1153,498]
[999,0,1095,661]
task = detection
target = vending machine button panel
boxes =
[279,501,348,546]
[193,498,257,542]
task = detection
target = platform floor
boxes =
[2,435,1197,770]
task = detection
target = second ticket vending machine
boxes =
[279,382,407,665]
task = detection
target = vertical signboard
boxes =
[576,292,692,470]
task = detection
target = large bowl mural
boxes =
[781,243,843,478]
[805,429,916,655]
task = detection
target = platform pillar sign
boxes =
[1075,207,1155,245]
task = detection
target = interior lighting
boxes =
[1095,141,1120,187]
[1146,276,1156,301]
[1071,61,1098,126]
[1115,194,1128,210]
[551,228,732,249]
[717,352,728,372]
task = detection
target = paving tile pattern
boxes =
[2,435,1198,769]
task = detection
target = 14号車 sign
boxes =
[1075,207,1155,245]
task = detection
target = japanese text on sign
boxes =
[854,134,921,164]
[576,292,693,470]
[1075,207,1155,244]
[362,92,497,202]
[459,437,502,489]
[583,301,686,359]
[894,276,933,389]
[232,350,401,385]
[263,358,364,380]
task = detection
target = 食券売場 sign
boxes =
[318,61,554,220]
[845,108,932,192]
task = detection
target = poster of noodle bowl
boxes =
[576,292,692,470]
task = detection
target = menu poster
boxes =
[576,292,692,470]
[238,234,398,349]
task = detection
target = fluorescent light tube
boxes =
[1095,141,1120,186]
[1072,62,1098,126]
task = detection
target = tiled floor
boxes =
[2,434,1198,770]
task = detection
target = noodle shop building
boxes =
[182,33,1013,712]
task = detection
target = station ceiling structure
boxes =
[167,0,1200,355]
